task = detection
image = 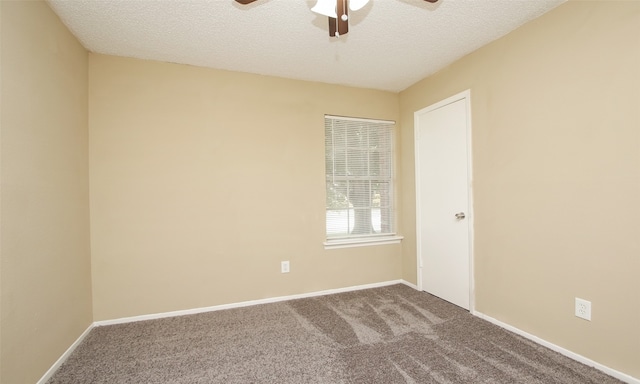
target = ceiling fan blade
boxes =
[338,0,349,35]
[424,0,439,2]
[329,0,349,37]
[235,0,258,4]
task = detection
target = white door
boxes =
[415,91,472,310]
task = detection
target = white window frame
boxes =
[323,115,403,249]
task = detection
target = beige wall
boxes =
[1,0,637,381]
[0,3,3,381]
[400,0,640,378]
[0,1,92,383]
[89,54,401,321]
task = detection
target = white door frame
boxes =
[414,89,475,312]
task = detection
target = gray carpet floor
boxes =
[48,284,623,383]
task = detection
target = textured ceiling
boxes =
[47,0,566,92]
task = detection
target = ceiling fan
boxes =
[235,0,439,37]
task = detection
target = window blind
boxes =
[325,115,395,240]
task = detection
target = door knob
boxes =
[455,212,466,220]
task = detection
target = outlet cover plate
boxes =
[575,298,591,321]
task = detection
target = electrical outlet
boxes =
[575,298,591,321]
[281,261,290,274]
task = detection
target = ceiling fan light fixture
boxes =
[349,0,369,11]
[311,0,337,19]
[238,0,439,38]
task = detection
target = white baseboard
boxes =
[37,323,94,384]
[94,279,408,327]
[400,279,419,290]
[473,311,639,384]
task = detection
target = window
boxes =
[324,115,402,248]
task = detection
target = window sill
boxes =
[323,235,404,250]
